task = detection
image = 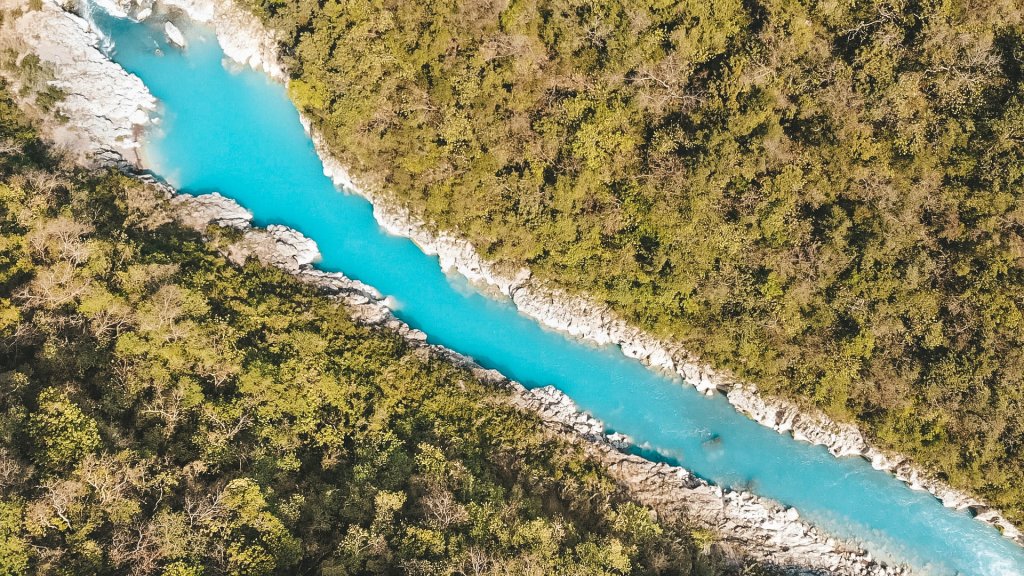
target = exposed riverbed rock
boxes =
[523,385,631,450]
[170,193,320,271]
[170,191,251,229]
[0,0,156,167]
[163,0,282,79]
[164,21,186,48]
[92,0,148,21]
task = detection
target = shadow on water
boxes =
[626,444,684,469]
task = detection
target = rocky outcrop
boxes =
[170,193,320,270]
[170,191,251,229]
[0,0,156,167]
[523,385,631,450]
[91,0,128,18]
[163,0,281,78]
[97,0,283,79]
[164,21,186,48]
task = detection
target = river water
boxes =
[90,8,1024,575]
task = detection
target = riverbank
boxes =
[126,0,1024,547]
[0,2,999,572]
[160,189,908,574]
[0,0,155,165]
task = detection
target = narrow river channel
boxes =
[90,7,1024,574]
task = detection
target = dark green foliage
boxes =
[0,87,743,574]
[246,0,1024,522]
[27,388,102,473]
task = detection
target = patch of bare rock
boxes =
[0,0,156,166]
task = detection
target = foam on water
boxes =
[90,7,1024,575]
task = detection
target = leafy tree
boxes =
[27,388,100,473]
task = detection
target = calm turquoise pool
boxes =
[91,8,1024,575]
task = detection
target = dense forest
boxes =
[0,87,755,574]
[242,0,1024,523]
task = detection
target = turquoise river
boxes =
[91,7,1024,575]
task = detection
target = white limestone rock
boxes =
[161,0,284,79]
[171,192,252,229]
[94,0,155,21]
[0,0,157,167]
[248,225,320,270]
[164,21,187,48]
[91,0,129,18]
[521,385,621,446]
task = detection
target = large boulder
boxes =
[164,21,187,48]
